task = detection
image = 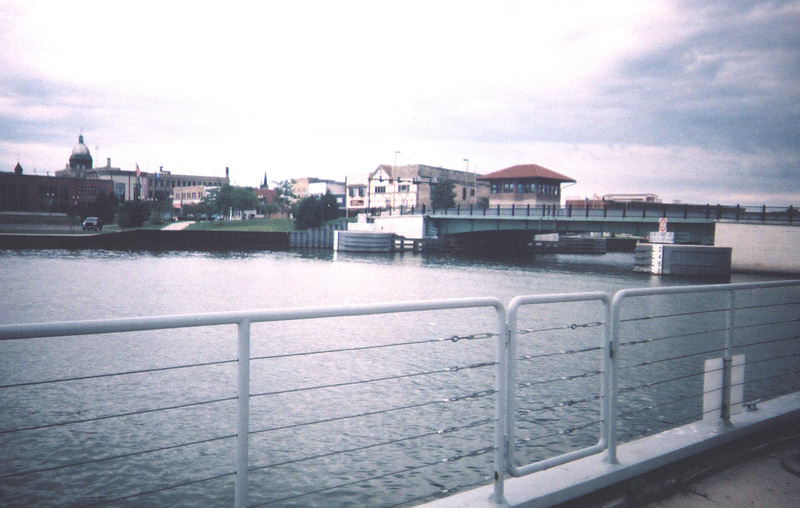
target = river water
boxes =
[0,249,791,508]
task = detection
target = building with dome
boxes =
[68,134,93,173]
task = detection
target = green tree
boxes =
[294,196,324,229]
[212,185,259,218]
[319,190,340,221]
[92,189,119,224]
[118,200,150,228]
[272,179,297,208]
[430,178,456,210]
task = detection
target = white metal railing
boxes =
[1,280,799,508]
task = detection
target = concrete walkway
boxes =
[161,221,195,230]
[644,440,800,508]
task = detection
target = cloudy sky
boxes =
[1,0,798,205]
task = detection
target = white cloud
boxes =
[1,1,798,205]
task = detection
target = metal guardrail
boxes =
[1,281,799,508]
[377,203,799,223]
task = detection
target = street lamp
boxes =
[394,151,401,212]
[463,158,469,203]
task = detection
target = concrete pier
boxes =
[715,222,800,274]
[634,243,732,277]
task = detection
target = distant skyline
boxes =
[1,0,798,205]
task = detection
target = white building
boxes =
[346,164,489,216]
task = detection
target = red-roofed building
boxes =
[477,164,575,208]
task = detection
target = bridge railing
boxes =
[388,203,798,222]
[1,281,799,508]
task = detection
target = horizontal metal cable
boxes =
[248,444,495,508]
[733,316,800,331]
[0,359,237,390]
[734,300,800,312]
[250,389,496,436]
[518,345,603,362]
[81,471,236,507]
[737,368,800,388]
[618,345,727,370]
[249,417,495,473]
[516,394,603,417]
[0,433,236,480]
[740,351,800,368]
[249,361,495,399]
[0,396,237,435]
[617,390,706,420]
[619,326,728,348]
[619,368,709,394]
[515,418,602,445]
[517,370,602,389]
[621,307,727,324]
[250,332,496,362]
[517,321,603,336]
[733,334,800,350]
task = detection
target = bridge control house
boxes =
[478,163,575,208]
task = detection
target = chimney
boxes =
[225,166,229,180]
[107,158,111,167]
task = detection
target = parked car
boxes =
[82,217,102,231]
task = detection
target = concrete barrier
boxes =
[715,222,800,274]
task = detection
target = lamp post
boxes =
[393,151,401,212]
[463,158,469,204]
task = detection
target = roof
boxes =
[478,164,575,182]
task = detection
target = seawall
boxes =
[0,230,290,251]
[715,222,800,274]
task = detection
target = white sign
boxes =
[650,244,664,274]
[659,217,668,232]
[649,231,675,244]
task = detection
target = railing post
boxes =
[722,290,735,421]
[492,306,509,506]
[511,204,515,216]
[606,294,621,465]
[762,205,766,222]
[235,320,251,508]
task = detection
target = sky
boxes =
[1,0,798,205]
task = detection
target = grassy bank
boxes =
[185,218,296,232]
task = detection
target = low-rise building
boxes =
[478,164,575,208]
[1,162,113,214]
[346,164,488,216]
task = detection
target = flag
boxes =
[136,163,141,178]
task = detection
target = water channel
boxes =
[0,249,791,507]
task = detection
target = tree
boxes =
[118,200,150,228]
[92,189,119,224]
[211,185,258,218]
[272,179,297,208]
[319,190,340,221]
[294,196,324,229]
[430,178,456,210]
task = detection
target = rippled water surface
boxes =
[0,249,789,507]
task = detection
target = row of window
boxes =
[175,191,201,199]
[152,179,221,188]
[490,181,560,195]
[349,184,413,197]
